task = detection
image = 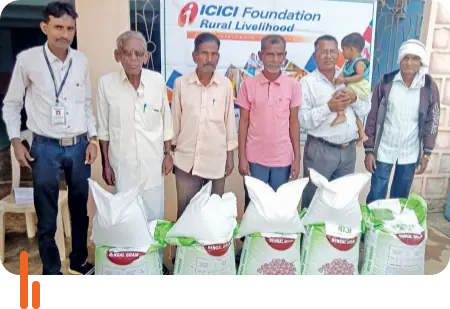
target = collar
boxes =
[44,41,72,64]
[120,67,148,88]
[393,71,425,89]
[314,69,340,83]
[189,70,220,86]
[257,72,284,85]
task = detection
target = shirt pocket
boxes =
[70,75,87,104]
[275,97,291,119]
[142,100,163,132]
[206,96,226,124]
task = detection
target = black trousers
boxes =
[30,134,90,275]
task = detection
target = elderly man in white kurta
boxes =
[96,31,173,229]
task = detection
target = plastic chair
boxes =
[0,131,67,264]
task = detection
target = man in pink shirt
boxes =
[237,35,302,206]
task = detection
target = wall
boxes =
[74,0,131,215]
[418,0,450,212]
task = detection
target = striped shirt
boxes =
[377,72,423,164]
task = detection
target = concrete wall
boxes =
[74,0,131,215]
[418,0,450,212]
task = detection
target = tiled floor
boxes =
[1,212,449,275]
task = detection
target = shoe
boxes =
[68,261,95,275]
[42,271,64,280]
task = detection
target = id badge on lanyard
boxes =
[51,106,66,124]
[43,46,73,126]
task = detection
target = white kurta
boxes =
[97,68,173,221]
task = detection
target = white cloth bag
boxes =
[89,179,157,247]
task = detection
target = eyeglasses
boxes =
[120,48,147,58]
[318,50,339,57]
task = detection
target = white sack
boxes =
[166,182,238,275]
[236,176,309,238]
[236,176,308,238]
[238,233,301,275]
[95,246,162,275]
[361,197,427,275]
[173,242,236,275]
[89,179,156,247]
[236,177,308,275]
[299,170,369,275]
[301,169,370,229]
[300,223,361,275]
[166,182,238,245]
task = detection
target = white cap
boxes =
[398,39,428,67]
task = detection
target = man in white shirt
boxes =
[299,34,371,209]
[364,40,440,204]
[96,31,173,272]
[2,2,98,275]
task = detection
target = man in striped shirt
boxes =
[364,40,440,204]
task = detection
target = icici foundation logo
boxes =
[178,2,199,27]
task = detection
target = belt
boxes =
[308,135,356,149]
[32,133,88,147]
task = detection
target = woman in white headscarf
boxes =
[364,39,440,204]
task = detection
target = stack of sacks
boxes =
[89,179,172,275]
[166,182,238,275]
[236,176,309,275]
[361,193,427,275]
[300,169,370,275]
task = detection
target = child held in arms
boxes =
[333,32,370,145]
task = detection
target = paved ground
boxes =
[428,212,450,237]
[2,212,449,275]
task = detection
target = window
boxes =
[130,0,161,72]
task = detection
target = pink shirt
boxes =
[236,73,302,167]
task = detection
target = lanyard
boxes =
[42,46,73,104]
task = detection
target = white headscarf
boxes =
[398,39,428,75]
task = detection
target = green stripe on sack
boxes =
[363,193,427,229]
[403,193,427,226]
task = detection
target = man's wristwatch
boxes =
[89,136,99,146]
[422,154,430,161]
[164,151,171,156]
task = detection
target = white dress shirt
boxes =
[2,42,97,139]
[299,69,371,144]
[377,73,423,165]
[96,68,173,192]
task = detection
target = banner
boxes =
[161,0,377,143]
